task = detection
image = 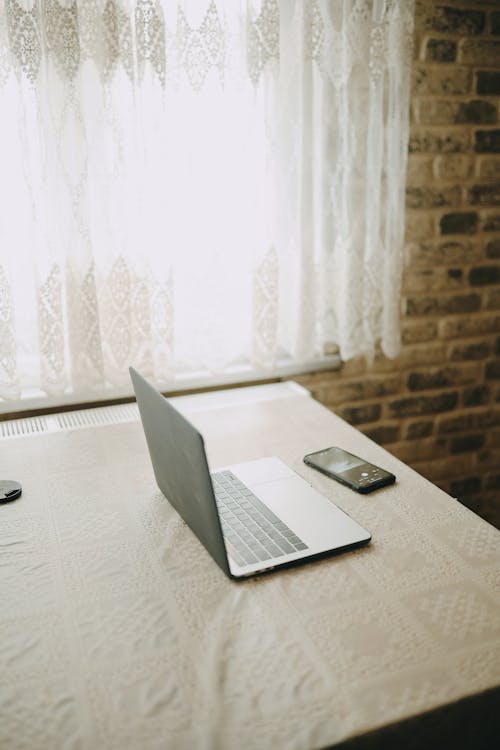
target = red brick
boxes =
[440,212,478,234]
[402,320,438,344]
[477,158,500,180]
[405,419,434,439]
[409,128,470,154]
[407,364,480,390]
[450,433,485,453]
[406,294,481,316]
[336,403,381,425]
[437,407,500,434]
[438,315,500,339]
[320,376,401,406]
[423,7,485,35]
[362,423,401,445]
[448,340,491,360]
[406,185,461,209]
[407,239,480,266]
[476,71,500,95]
[413,65,471,96]
[388,392,458,418]
[435,154,473,180]
[426,38,457,62]
[468,264,500,285]
[459,40,500,66]
[475,130,500,154]
[403,267,463,293]
[468,183,500,207]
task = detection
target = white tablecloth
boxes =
[1,387,499,749]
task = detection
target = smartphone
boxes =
[303,446,395,494]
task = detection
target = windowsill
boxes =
[0,355,341,419]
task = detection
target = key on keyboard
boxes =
[211,470,308,567]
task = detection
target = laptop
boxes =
[130,368,371,579]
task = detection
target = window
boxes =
[0,1,414,409]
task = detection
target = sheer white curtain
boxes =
[0,0,414,405]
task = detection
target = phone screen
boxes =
[311,447,365,476]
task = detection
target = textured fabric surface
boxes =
[1,389,499,750]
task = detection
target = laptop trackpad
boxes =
[225,457,296,486]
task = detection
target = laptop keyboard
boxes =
[211,470,308,567]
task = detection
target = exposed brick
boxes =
[458,101,498,125]
[476,71,500,95]
[485,473,500,491]
[438,314,500,339]
[477,442,500,470]
[405,212,436,241]
[459,40,500,66]
[449,476,482,497]
[402,320,438,344]
[403,267,463,293]
[406,185,461,209]
[486,288,500,309]
[477,158,500,179]
[475,130,500,153]
[468,264,500,285]
[405,420,434,439]
[463,384,491,407]
[362,423,400,445]
[426,38,457,63]
[371,344,448,373]
[407,364,479,391]
[490,427,500,454]
[409,129,469,154]
[485,359,500,379]
[425,6,484,34]
[412,101,453,126]
[388,392,458,418]
[450,433,485,453]
[419,100,497,126]
[320,375,401,406]
[434,154,472,181]
[481,213,500,231]
[468,183,500,206]
[437,407,500,434]
[486,239,500,258]
[408,239,480,265]
[492,12,500,36]
[406,156,434,184]
[336,403,381,425]
[413,66,471,96]
[406,293,481,316]
[439,212,478,234]
[449,340,490,361]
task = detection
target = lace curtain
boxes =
[0,0,414,404]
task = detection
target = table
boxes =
[1,382,499,750]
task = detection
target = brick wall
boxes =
[296,0,500,529]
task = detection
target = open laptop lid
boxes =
[130,367,231,577]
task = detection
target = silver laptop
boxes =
[130,368,371,579]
